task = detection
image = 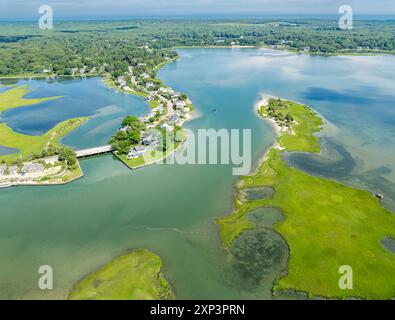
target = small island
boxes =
[218,97,395,299]
[68,249,174,300]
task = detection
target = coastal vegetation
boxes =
[1,19,394,81]
[0,117,87,163]
[1,18,395,299]
[68,249,174,300]
[116,137,183,169]
[218,98,395,299]
[0,84,87,164]
[110,116,145,155]
[113,121,186,170]
[0,85,61,114]
[259,98,323,153]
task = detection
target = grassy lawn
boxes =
[218,98,395,299]
[68,249,174,300]
[116,142,181,169]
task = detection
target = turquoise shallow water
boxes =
[0,48,394,299]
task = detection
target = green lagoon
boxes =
[0,48,395,299]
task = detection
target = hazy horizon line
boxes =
[1,13,395,23]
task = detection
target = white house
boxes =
[0,165,6,176]
[161,123,174,132]
[117,76,127,87]
[146,82,155,89]
[175,100,186,109]
[119,125,131,133]
[8,166,19,175]
[22,163,44,174]
[127,146,147,159]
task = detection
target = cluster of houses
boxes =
[0,163,45,177]
[146,88,191,126]
[115,65,192,161]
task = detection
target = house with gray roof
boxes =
[127,146,148,159]
[22,163,44,174]
[8,166,19,175]
[0,165,7,176]
[142,134,160,147]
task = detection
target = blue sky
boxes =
[1,0,394,19]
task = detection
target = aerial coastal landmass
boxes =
[219,97,395,299]
[0,7,395,302]
[68,249,174,300]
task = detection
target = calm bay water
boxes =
[0,78,149,148]
[0,48,394,299]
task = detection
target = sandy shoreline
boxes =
[250,94,335,178]
[249,95,284,177]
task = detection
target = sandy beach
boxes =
[250,95,285,176]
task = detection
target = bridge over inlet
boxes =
[75,145,114,158]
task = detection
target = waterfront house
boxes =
[22,163,44,174]
[146,82,155,89]
[175,100,186,109]
[0,165,6,176]
[167,89,176,97]
[120,125,131,133]
[117,76,127,87]
[142,134,160,147]
[127,146,147,159]
[9,166,19,175]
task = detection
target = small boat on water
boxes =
[375,193,384,200]
[212,108,217,113]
